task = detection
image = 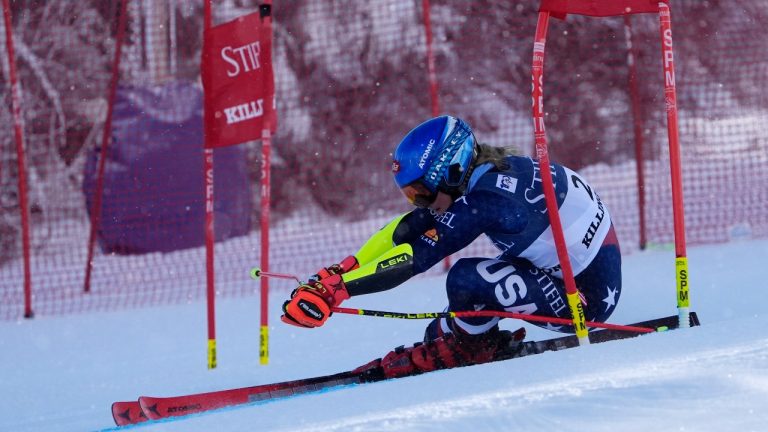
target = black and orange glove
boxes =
[310,255,359,282]
[281,273,350,328]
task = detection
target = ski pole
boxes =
[250,268,654,334]
[331,306,655,334]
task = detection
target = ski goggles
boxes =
[400,180,438,208]
[422,126,476,191]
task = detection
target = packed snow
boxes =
[2,238,767,432]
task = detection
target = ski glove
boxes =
[310,255,359,282]
[281,273,350,328]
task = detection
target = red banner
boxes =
[202,11,276,148]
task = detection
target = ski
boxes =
[111,401,148,426]
[112,312,699,426]
[111,370,360,427]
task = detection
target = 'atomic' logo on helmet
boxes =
[418,139,436,169]
[391,160,401,173]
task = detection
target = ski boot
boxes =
[374,325,527,379]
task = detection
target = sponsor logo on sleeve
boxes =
[420,228,439,247]
[429,210,457,228]
[377,253,411,270]
[496,174,518,193]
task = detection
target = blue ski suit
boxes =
[347,155,621,336]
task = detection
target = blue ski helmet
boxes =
[391,116,477,207]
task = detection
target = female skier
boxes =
[281,115,621,377]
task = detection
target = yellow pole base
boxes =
[566,291,590,345]
[208,339,217,369]
[260,325,269,365]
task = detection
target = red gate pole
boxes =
[2,0,33,318]
[204,147,216,369]
[623,15,648,250]
[203,0,217,369]
[83,0,130,293]
[421,0,452,272]
[259,128,271,365]
[657,1,689,328]
[422,0,440,118]
[530,10,589,345]
[258,1,275,366]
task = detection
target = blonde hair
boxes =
[475,143,520,170]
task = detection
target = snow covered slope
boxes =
[1,239,767,432]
